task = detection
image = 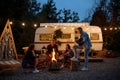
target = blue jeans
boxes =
[74,45,83,58]
[84,48,90,67]
[74,45,90,67]
[22,59,36,68]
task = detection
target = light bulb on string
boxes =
[22,22,25,26]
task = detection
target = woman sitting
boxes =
[22,44,39,73]
[60,44,74,68]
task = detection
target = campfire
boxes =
[51,49,57,62]
[49,49,60,71]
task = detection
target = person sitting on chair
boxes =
[60,44,74,68]
[46,39,59,61]
[22,44,39,73]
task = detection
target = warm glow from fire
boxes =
[51,49,57,62]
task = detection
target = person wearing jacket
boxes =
[74,27,92,71]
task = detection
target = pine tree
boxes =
[108,0,120,26]
[38,0,58,23]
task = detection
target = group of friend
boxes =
[22,27,92,73]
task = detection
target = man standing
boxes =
[74,27,92,71]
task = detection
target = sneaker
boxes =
[60,64,64,69]
[32,69,39,73]
[81,67,88,71]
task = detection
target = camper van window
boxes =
[62,34,71,39]
[90,33,99,40]
[39,34,52,41]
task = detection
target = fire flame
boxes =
[51,48,57,62]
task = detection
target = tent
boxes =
[0,19,20,73]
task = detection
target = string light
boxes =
[54,26,57,29]
[34,24,37,27]
[110,28,113,30]
[45,25,47,28]
[104,28,107,30]
[10,21,13,25]
[71,27,74,30]
[22,22,25,26]
[114,27,117,30]
[103,27,120,31]
[86,28,89,31]
[63,27,66,29]
[7,20,120,31]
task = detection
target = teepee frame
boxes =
[0,19,18,60]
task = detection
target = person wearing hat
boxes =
[74,27,92,71]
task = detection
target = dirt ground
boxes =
[0,57,120,80]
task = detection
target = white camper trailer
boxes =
[34,23,103,51]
